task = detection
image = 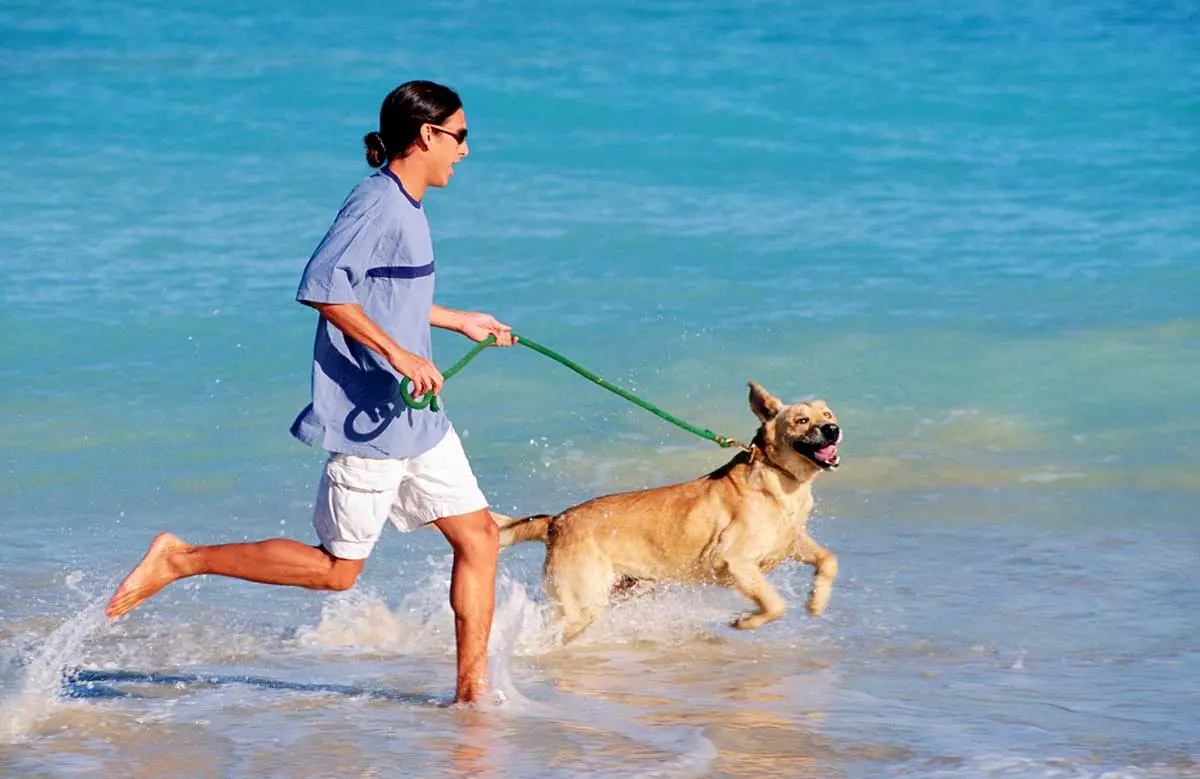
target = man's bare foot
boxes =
[105,533,192,619]
[454,692,492,706]
[453,676,493,706]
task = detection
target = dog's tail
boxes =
[492,512,552,548]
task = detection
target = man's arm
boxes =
[306,301,444,396]
[431,304,516,346]
[430,304,467,334]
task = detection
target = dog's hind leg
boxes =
[720,558,787,630]
[544,548,614,644]
[793,534,838,616]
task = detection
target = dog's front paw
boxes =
[807,584,832,616]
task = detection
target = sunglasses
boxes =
[430,125,468,144]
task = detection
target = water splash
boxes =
[294,557,746,658]
[485,576,550,711]
[0,600,108,742]
[294,563,558,658]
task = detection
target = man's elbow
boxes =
[304,300,345,315]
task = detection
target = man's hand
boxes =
[388,349,444,397]
[458,312,516,346]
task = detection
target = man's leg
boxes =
[433,509,500,704]
[107,453,401,619]
[105,534,365,618]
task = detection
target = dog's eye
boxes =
[797,417,809,425]
[824,411,832,419]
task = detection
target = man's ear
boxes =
[748,381,783,423]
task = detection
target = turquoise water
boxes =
[2,1,1198,776]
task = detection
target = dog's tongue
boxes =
[814,444,838,463]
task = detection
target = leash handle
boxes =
[398,335,497,412]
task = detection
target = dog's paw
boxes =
[732,613,768,630]
[807,587,832,616]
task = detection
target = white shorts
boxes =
[311,427,489,560]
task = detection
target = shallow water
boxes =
[2,0,1198,776]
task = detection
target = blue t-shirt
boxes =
[290,168,450,458]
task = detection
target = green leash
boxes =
[398,333,749,451]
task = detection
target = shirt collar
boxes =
[380,167,422,209]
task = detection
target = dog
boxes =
[493,381,842,643]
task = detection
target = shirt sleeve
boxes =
[295,214,383,305]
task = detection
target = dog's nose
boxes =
[820,423,841,442]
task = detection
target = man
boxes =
[106,81,511,705]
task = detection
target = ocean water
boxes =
[2,0,1198,776]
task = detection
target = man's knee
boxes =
[466,516,500,558]
[450,512,500,562]
[322,553,365,591]
[326,570,359,591]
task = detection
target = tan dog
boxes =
[494,381,842,643]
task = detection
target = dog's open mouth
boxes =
[792,441,841,470]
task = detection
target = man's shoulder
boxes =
[338,173,427,232]
[338,173,395,218]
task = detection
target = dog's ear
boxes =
[748,381,783,422]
